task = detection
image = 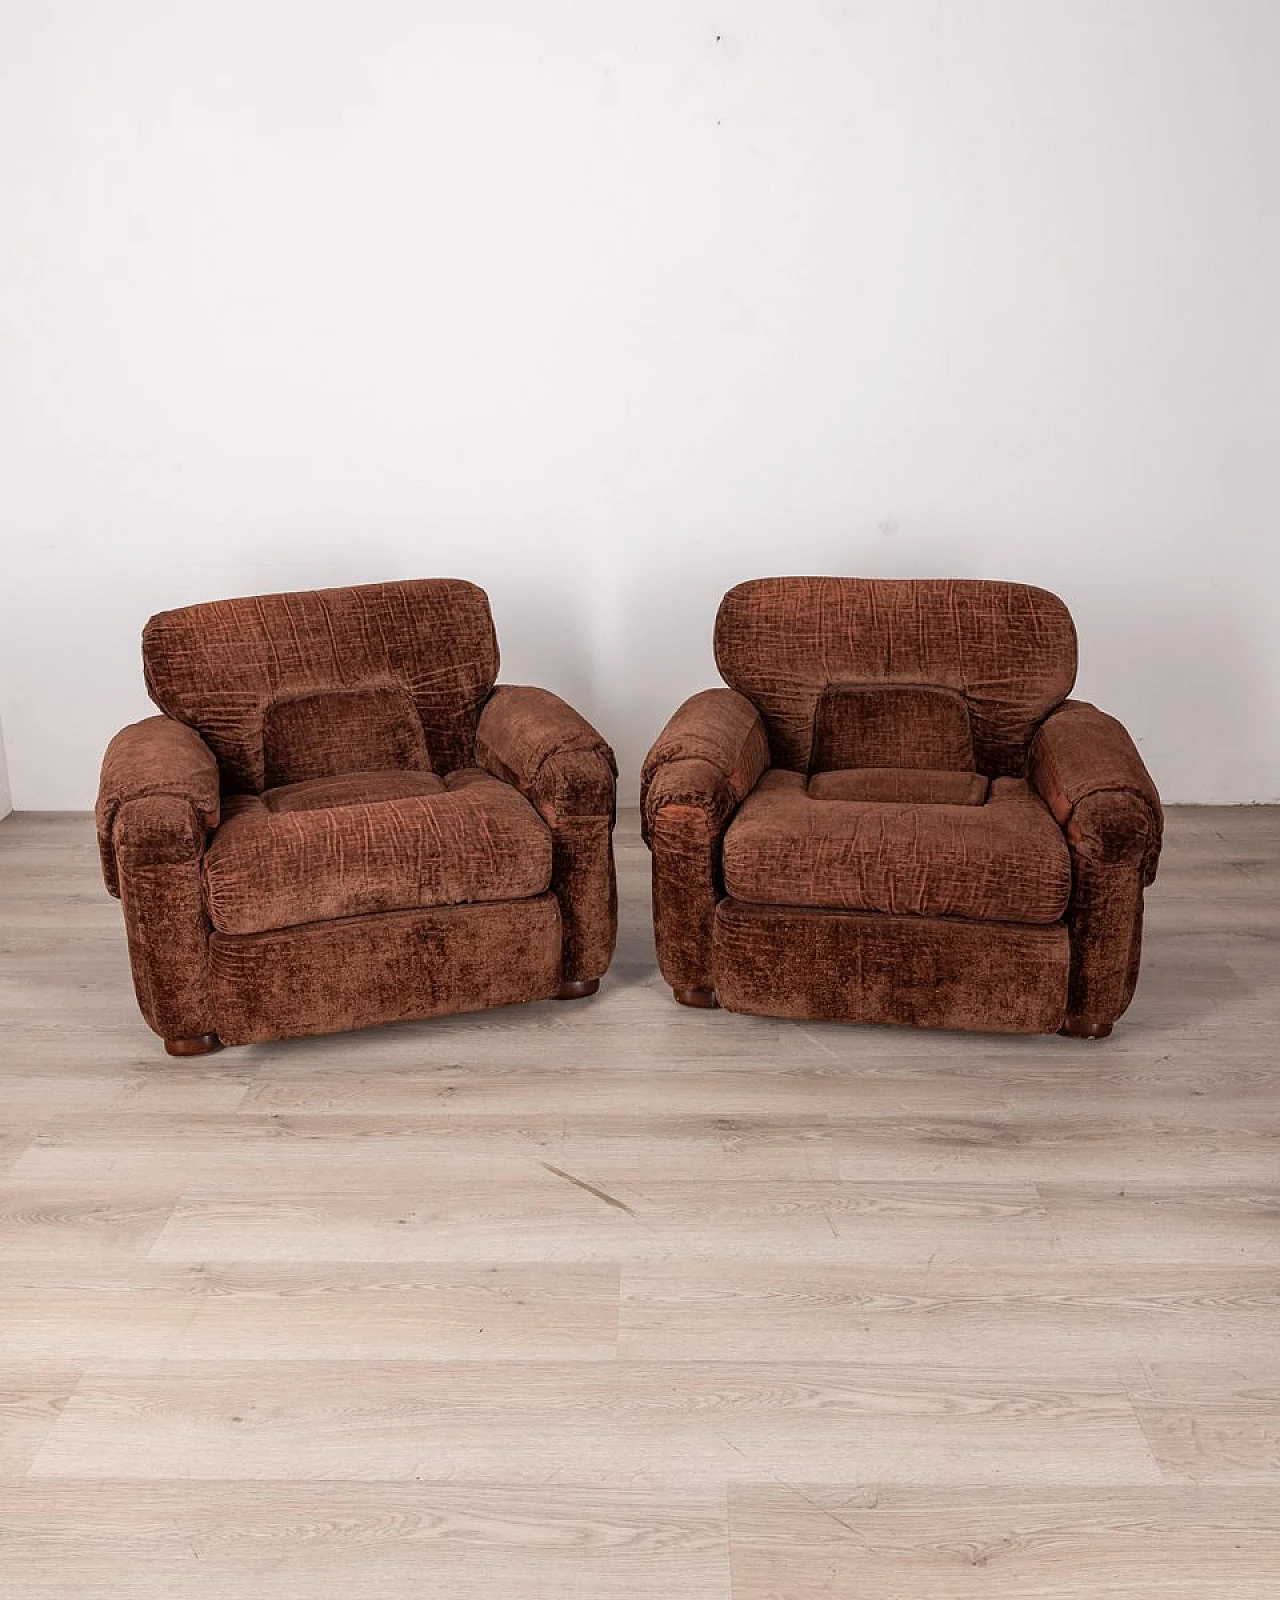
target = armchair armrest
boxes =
[96,716,221,897]
[96,715,219,1046]
[476,685,615,820]
[641,689,770,999]
[1029,700,1162,882]
[475,686,617,985]
[641,689,771,843]
[1029,700,1162,1036]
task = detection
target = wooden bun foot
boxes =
[674,986,719,1009]
[554,979,600,1001]
[1060,1016,1113,1040]
[164,1034,223,1057]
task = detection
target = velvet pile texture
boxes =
[643,577,1162,1035]
[98,579,617,1047]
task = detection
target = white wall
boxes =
[1,0,1277,808]
[0,715,11,819]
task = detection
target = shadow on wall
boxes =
[1074,586,1276,805]
[483,578,599,725]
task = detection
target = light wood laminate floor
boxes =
[0,805,1277,1598]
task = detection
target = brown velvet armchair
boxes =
[97,580,616,1054]
[642,578,1161,1038]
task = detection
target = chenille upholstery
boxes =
[643,578,1162,1037]
[723,771,1071,923]
[203,771,553,936]
[98,579,617,1050]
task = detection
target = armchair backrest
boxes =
[143,579,499,792]
[714,578,1077,777]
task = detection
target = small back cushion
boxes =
[811,685,974,772]
[262,687,431,787]
[143,579,498,792]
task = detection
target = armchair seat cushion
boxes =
[203,768,551,935]
[723,770,1070,924]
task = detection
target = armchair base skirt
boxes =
[712,900,1070,1034]
[206,895,563,1046]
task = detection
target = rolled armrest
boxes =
[97,716,221,897]
[641,689,770,842]
[475,685,616,820]
[1029,700,1162,880]
[641,689,770,996]
[475,685,617,985]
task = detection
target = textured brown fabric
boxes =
[648,580,1156,1037]
[714,900,1069,1032]
[143,579,498,792]
[723,771,1070,923]
[646,781,722,994]
[475,685,618,983]
[808,768,988,805]
[1029,699,1164,1028]
[476,685,615,804]
[103,581,616,1047]
[112,795,215,1040]
[640,688,772,827]
[714,578,1076,775]
[544,802,617,984]
[211,895,562,1045]
[262,686,431,787]
[1062,862,1147,1027]
[260,771,446,815]
[641,690,772,993]
[1029,700,1163,878]
[97,716,221,898]
[203,769,551,936]
[811,684,974,773]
